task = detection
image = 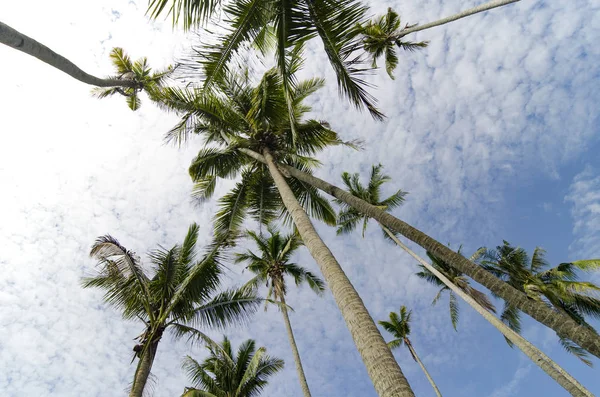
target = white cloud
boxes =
[1,0,600,396]
[565,166,600,259]
[488,365,532,397]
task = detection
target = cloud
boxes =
[1,0,600,396]
[488,365,532,397]
[565,166,600,259]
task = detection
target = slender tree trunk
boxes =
[384,226,593,397]
[129,342,158,397]
[403,338,442,397]
[0,21,137,88]
[398,0,520,38]
[279,294,313,397]
[238,147,600,359]
[262,148,415,397]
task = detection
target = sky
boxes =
[0,0,599,396]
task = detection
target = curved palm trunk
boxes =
[239,147,600,359]
[403,338,442,397]
[129,342,158,397]
[398,0,520,38]
[279,294,313,397]
[0,21,136,88]
[384,226,592,397]
[262,148,415,397]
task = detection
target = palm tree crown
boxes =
[182,336,284,397]
[151,59,350,238]
[336,163,408,237]
[416,249,496,331]
[379,306,412,350]
[93,47,172,110]
[82,224,261,394]
[355,8,428,79]
[479,241,600,365]
[235,228,325,301]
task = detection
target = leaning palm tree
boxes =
[181,336,284,397]
[415,249,496,331]
[335,165,594,395]
[82,224,261,397]
[0,22,169,92]
[479,242,600,366]
[235,228,324,397]
[148,60,416,396]
[379,307,442,397]
[233,153,600,360]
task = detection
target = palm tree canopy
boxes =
[379,306,412,350]
[147,0,387,119]
[82,223,261,355]
[235,227,325,301]
[415,248,496,331]
[92,47,173,110]
[182,336,284,397]
[354,8,428,79]
[335,163,408,237]
[150,58,352,238]
[478,241,600,365]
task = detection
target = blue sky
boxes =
[0,0,599,396]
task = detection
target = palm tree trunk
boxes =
[384,226,593,397]
[238,147,600,360]
[279,294,313,397]
[403,338,442,397]
[262,148,415,397]
[0,21,137,88]
[398,0,520,38]
[129,342,158,397]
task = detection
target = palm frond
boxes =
[449,291,459,331]
[213,174,251,237]
[559,337,593,367]
[304,0,383,120]
[186,288,261,329]
[200,0,274,88]
[147,0,222,30]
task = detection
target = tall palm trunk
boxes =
[262,148,415,397]
[129,342,158,397]
[398,0,520,38]
[384,226,592,397]
[239,148,600,359]
[403,338,442,397]
[0,21,137,88]
[279,293,313,397]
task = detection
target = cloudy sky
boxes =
[1,0,599,396]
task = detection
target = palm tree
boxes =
[335,165,594,395]
[379,307,442,397]
[233,151,600,360]
[0,22,162,90]
[149,63,416,396]
[415,249,496,331]
[235,228,324,397]
[354,8,428,79]
[479,242,600,366]
[181,336,284,397]
[82,224,261,397]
